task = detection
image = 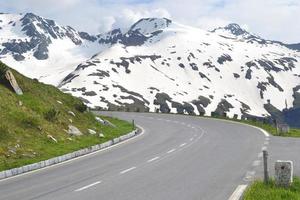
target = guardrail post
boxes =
[132,119,135,130]
[263,150,269,184]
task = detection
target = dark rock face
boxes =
[223,23,248,36]
[79,32,97,42]
[215,99,234,115]
[245,68,252,79]
[83,91,97,96]
[199,72,211,82]
[217,54,232,64]
[233,73,240,78]
[154,93,172,113]
[257,59,281,72]
[257,82,268,99]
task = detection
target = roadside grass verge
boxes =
[243,177,300,200]
[0,63,133,171]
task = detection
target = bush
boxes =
[0,125,10,140]
[75,102,87,113]
[44,108,60,122]
[21,116,40,129]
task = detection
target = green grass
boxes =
[243,178,300,200]
[0,63,133,171]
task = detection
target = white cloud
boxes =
[0,0,299,43]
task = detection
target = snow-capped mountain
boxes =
[0,13,102,85]
[1,13,299,123]
[59,18,300,121]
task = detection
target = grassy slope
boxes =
[244,178,300,200]
[0,67,132,171]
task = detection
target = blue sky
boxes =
[0,0,299,43]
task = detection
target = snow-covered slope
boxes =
[59,18,300,119]
[0,13,118,85]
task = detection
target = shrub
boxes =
[0,125,10,140]
[75,102,87,113]
[21,116,40,129]
[44,108,60,122]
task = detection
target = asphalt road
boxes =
[1,112,299,200]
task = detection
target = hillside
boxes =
[0,62,132,171]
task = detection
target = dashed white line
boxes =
[190,138,194,141]
[74,181,102,192]
[120,167,137,174]
[147,156,160,163]
[264,141,269,145]
[180,143,187,147]
[167,149,176,154]
[228,185,248,200]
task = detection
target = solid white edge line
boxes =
[120,167,137,174]
[228,184,248,200]
[0,125,146,183]
[75,181,102,192]
[147,157,160,163]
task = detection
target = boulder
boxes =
[68,111,76,117]
[47,135,57,143]
[68,125,82,136]
[99,133,105,138]
[88,129,97,135]
[5,70,23,95]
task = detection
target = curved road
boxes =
[0,112,299,200]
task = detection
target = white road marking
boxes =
[264,141,269,145]
[228,185,248,200]
[167,149,176,154]
[75,181,102,192]
[120,167,137,174]
[147,156,160,163]
[190,138,194,141]
[252,160,261,167]
[180,143,187,147]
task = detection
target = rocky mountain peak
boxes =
[223,23,248,36]
[129,18,172,35]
